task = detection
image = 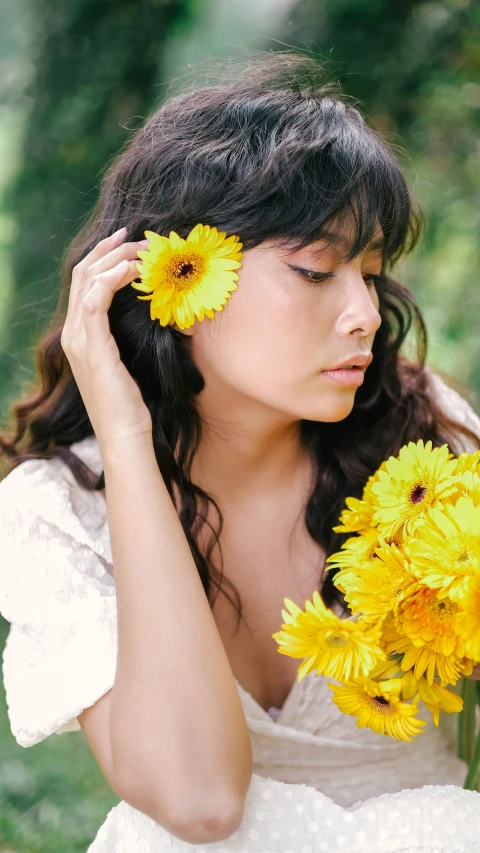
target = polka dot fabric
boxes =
[89,776,480,852]
[1,366,480,851]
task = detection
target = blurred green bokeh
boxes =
[0,1,479,850]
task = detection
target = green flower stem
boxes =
[463,724,480,790]
[459,677,477,763]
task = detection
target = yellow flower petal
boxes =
[331,538,415,623]
[370,440,458,539]
[272,593,386,684]
[404,497,480,602]
[132,223,243,329]
[328,679,426,741]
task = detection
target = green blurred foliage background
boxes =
[0,0,479,850]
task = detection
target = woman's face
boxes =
[177,223,383,424]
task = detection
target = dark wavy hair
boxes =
[1,51,479,629]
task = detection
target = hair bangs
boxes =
[262,105,424,269]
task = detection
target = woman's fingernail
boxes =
[138,239,149,247]
[112,226,127,240]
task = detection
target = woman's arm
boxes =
[103,434,252,839]
[57,228,251,841]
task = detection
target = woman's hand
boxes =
[61,227,153,449]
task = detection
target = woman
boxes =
[1,51,480,851]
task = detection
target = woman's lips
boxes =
[320,367,365,386]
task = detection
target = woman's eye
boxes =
[296,268,334,285]
[290,265,382,287]
[363,274,382,287]
[304,272,381,287]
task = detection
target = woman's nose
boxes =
[335,275,382,338]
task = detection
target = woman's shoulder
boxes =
[423,364,480,452]
[0,435,116,748]
[0,434,110,564]
[0,434,102,493]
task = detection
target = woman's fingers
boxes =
[86,238,149,283]
[61,230,153,445]
[68,240,146,337]
[66,229,128,328]
[81,260,130,363]
[63,258,138,355]
[74,227,128,281]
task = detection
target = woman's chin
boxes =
[299,400,355,423]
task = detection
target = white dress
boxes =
[1,367,480,852]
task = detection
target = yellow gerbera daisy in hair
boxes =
[369,440,458,539]
[328,676,426,741]
[381,608,465,686]
[416,676,464,727]
[404,496,480,602]
[331,538,416,624]
[132,224,243,329]
[271,591,386,683]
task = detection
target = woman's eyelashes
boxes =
[289,264,382,288]
[361,273,382,288]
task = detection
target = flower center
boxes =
[366,693,396,715]
[411,591,461,637]
[324,631,349,649]
[167,252,206,292]
[456,549,471,564]
[427,595,459,623]
[410,482,427,505]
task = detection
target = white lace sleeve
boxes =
[426,365,480,453]
[0,450,117,748]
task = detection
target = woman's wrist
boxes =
[99,430,155,471]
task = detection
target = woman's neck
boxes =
[189,415,313,506]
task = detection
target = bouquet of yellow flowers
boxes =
[272,439,480,789]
